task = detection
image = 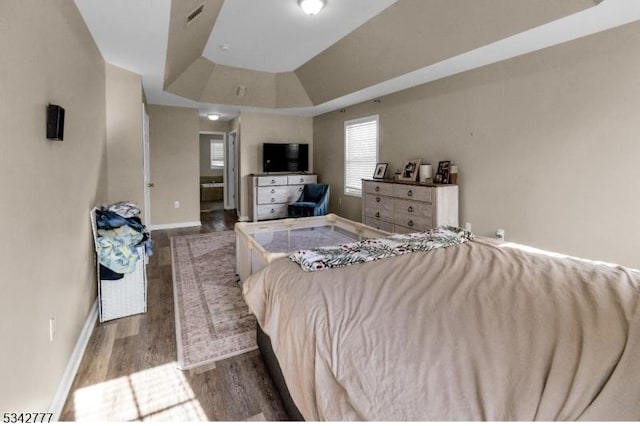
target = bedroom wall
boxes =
[237,112,313,220]
[314,21,640,269]
[199,117,230,133]
[0,0,107,414]
[147,105,200,227]
[105,63,145,218]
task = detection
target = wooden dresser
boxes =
[249,173,317,221]
[362,179,458,233]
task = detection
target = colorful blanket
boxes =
[96,225,144,274]
[289,225,473,272]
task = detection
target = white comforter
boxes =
[243,237,640,420]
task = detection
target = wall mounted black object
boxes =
[46,104,65,140]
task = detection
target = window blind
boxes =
[210,140,224,168]
[344,116,378,196]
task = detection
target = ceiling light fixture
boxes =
[299,0,325,15]
[207,114,220,121]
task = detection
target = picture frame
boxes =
[434,161,451,184]
[398,159,421,181]
[373,163,388,179]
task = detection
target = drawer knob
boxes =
[271,179,276,184]
[407,190,413,197]
[271,198,276,203]
[376,196,380,202]
[375,186,380,192]
[270,208,275,213]
[298,187,303,192]
[300,178,304,182]
[375,212,380,218]
[407,206,413,213]
[271,189,275,193]
[408,220,414,227]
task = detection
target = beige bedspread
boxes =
[242,237,640,420]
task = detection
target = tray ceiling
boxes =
[75,0,640,120]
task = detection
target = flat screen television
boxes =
[263,143,309,173]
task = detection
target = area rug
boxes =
[171,231,257,370]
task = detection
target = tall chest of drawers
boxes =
[249,173,317,221]
[362,179,458,233]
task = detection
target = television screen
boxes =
[263,143,309,173]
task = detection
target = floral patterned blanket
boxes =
[289,226,474,272]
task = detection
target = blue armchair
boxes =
[288,184,330,218]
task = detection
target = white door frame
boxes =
[226,130,239,211]
[142,104,151,227]
[200,131,228,208]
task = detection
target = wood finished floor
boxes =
[60,209,289,421]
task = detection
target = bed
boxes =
[239,217,640,421]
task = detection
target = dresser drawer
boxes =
[393,185,432,202]
[288,185,304,202]
[257,186,290,204]
[364,217,395,233]
[287,174,317,185]
[257,175,288,186]
[257,204,288,220]
[394,199,432,220]
[363,180,394,196]
[393,211,433,232]
[364,202,393,222]
[365,193,393,209]
[394,224,424,234]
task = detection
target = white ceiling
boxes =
[202,0,398,73]
[75,0,640,121]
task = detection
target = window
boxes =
[210,140,224,169]
[344,115,378,197]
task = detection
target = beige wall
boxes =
[105,63,145,217]
[237,112,313,219]
[314,21,640,269]
[0,0,107,413]
[147,105,200,226]
[199,117,230,133]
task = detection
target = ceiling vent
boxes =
[185,4,205,26]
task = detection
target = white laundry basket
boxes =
[91,208,147,322]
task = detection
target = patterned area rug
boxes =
[171,231,257,370]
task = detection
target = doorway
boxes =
[199,132,226,213]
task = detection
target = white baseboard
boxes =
[49,299,98,421]
[149,221,202,231]
[237,216,250,222]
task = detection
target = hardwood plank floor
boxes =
[60,209,289,421]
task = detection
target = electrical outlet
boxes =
[174,201,180,208]
[49,317,56,342]
[464,222,472,232]
[496,229,505,242]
